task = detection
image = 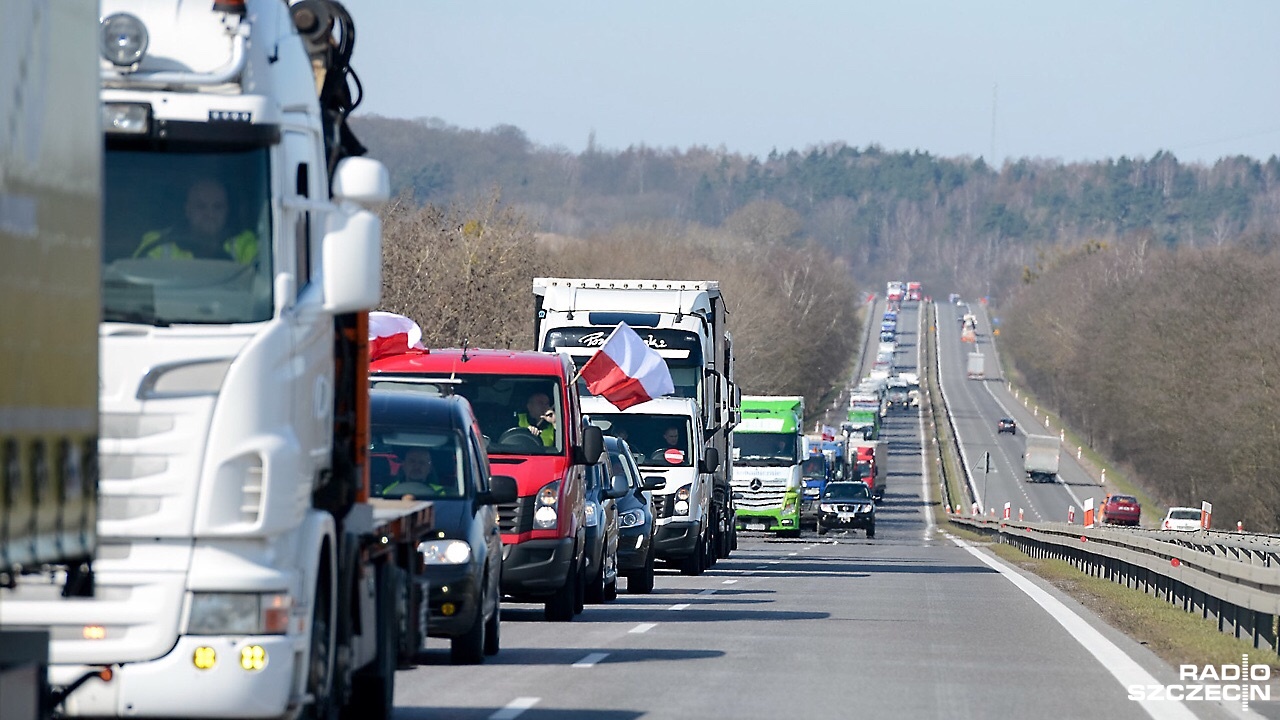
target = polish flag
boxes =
[368,311,424,362]
[579,322,674,410]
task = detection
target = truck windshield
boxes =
[802,456,828,479]
[588,414,693,468]
[543,328,702,400]
[102,147,273,325]
[448,376,565,456]
[734,433,798,466]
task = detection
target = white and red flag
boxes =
[579,322,674,410]
[368,311,425,362]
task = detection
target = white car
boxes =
[1162,507,1202,531]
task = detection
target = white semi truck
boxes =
[533,278,740,559]
[0,3,435,718]
[967,352,986,380]
[1024,434,1061,484]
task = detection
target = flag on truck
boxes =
[368,311,425,361]
[578,322,674,410]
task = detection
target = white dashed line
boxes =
[629,623,657,634]
[697,589,717,597]
[490,697,540,720]
[788,552,798,556]
[572,653,609,668]
[756,565,769,569]
[768,560,780,564]
[668,603,691,611]
[722,579,739,584]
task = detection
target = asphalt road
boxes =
[388,300,1258,720]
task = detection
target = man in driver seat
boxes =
[382,448,451,498]
[516,391,557,447]
[134,178,258,264]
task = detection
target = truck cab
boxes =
[582,396,719,576]
[733,396,805,537]
[370,348,604,621]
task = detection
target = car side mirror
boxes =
[480,475,518,505]
[701,447,720,474]
[641,476,667,491]
[575,425,604,465]
[605,474,629,500]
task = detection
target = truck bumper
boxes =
[51,635,296,718]
[736,508,799,533]
[653,521,699,559]
[500,537,575,599]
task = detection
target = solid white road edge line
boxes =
[572,653,609,668]
[629,623,657,634]
[950,536,1197,720]
[489,697,540,720]
[919,304,935,540]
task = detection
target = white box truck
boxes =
[1023,435,1061,483]
[1,4,435,719]
[967,352,986,379]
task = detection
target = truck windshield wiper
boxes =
[103,310,171,327]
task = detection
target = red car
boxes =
[1100,493,1141,526]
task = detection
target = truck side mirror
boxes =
[321,206,381,313]
[331,156,391,208]
[575,424,604,465]
[641,476,667,491]
[701,447,720,474]
[480,475,519,505]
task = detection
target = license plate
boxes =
[838,513,856,520]
[746,522,766,531]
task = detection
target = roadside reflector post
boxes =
[1068,505,1075,524]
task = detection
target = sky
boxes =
[340,1,1280,165]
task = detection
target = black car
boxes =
[997,417,1017,434]
[604,436,665,594]
[368,390,517,665]
[816,482,876,538]
[582,442,630,603]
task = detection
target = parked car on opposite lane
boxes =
[1163,507,1203,532]
[997,417,1017,435]
[369,390,517,664]
[1100,493,1141,526]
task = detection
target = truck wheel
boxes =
[680,536,705,576]
[345,564,397,720]
[730,523,738,551]
[303,558,337,720]
[627,552,655,594]
[484,602,500,656]
[545,562,577,622]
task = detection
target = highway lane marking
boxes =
[722,579,738,584]
[697,589,717,596]
[668,603,691,611]
[756,564,770,569]
[629,623,657,634]
[918,307,935,540]
[572,653,609,668]
[951,536,1197,720]
[788,551,798,556]
[490,697,540,720]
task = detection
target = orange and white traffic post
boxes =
[1067,505,1075,524]
[1002,502,1011,521]
[1083,497,1095,528]
[1201,501,1213,530]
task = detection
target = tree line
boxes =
[354,115,1280,302]
[999,242,1280,531]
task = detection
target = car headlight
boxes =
[584,503,599,527]
[188,592,291,635]
[619,508,645,528]
[418,539,472,565]
[674,500,690,516]
[804,487,820,496]
[858,504,873,513]
[533,480,559,529]
[819,503,836,513]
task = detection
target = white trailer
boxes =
[967,352,986,379]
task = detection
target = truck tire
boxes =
[545,561,577,622]
[345,563,397,720]
[483,602,500,656]
[627,552,655,594]
[680,535,705,576]
[450,599,486,665]
[303,553,337,720]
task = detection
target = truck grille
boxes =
[496,496,533,534]
[652,494,675,520]
[732,476,790,510]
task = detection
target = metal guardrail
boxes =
[951,516,1280,653]
[927,302,1280,653]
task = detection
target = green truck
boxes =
[731,396,804,536]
